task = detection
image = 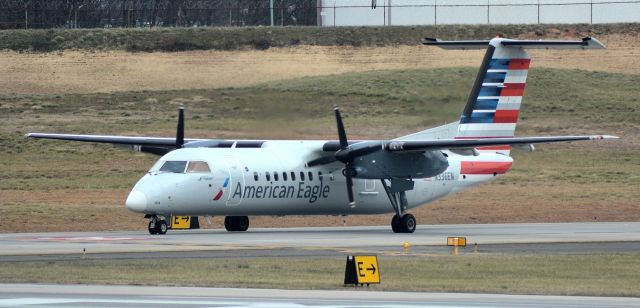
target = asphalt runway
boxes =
[1,284,639,308]
[0,222,638,260]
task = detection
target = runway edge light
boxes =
[344,255,380,286]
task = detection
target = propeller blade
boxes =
[334,107,348,150]
[345,171,355,207]
[306,155,337,167]
[176,105,185,148]
[334,108,356,207]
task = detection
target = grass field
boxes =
[1,253,638,296]
[1,67,638,232]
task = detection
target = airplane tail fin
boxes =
[423,37,605,155]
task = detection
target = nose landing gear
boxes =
[147,215,168,235]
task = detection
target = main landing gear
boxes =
[224,216,249,232]
[391,213,416,233]
[147,215,168,235]
[381,179,417,233]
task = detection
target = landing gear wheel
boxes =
[155,220,168,235]
[148,220,158,235]
[224,216,234,231]
[391,214,401,233]
[400,214,416,233]
[225,216,249,232]
[237,216,249,231]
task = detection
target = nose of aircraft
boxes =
[125,190,147,212]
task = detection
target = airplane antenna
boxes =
[176,104,185,148]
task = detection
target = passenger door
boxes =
[224,157,245,206]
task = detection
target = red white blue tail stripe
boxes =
[456,39,531,154]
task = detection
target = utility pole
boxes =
[270,0,274,26]
[487,0,490,25]
[434,0,437,26]
[24,1,28,29]
[75,4,85,29]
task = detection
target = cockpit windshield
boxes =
[153,160,211,174]
[186,161,211,173]
[159,161,188,173]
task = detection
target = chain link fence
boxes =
[319,0,640,26]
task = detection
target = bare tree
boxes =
[0,0,317,29]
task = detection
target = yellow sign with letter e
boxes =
[344,255,380,286]
[171,216,191,229]
[447,237,467,247]
[447,237,467,255]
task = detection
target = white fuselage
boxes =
[125,141,513,216]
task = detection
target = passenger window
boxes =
[329,172,334,181]
[266,172,271,181]
[300,172,305,181]
[274,172,279,181]
[186,161,211,173]
[318,171,323,181]
[254,172,259,181]
[308,171,313,181]
[291,172,296,181]
[283,172,287,181]
[159,161,187,173]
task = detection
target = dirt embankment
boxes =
[1,32,638,95]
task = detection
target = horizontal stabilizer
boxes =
[423,36,606,50]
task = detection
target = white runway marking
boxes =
[0,297,458,307]
[1,284,639,308]
[35,236,152,241]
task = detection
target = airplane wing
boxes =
[384,135,618,152]
[25,133,204,146]
[24,106,207,156]
[25,133,206,156]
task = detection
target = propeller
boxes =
[306,108,383,207]
[334,107,356,208]
[305,155,337,167]
[176,105,185,148]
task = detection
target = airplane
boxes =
[26,36,617,235]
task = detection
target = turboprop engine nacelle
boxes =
[350,150,449,179]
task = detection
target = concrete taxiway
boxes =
[1,284,639,308]
[0,222,638,257]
